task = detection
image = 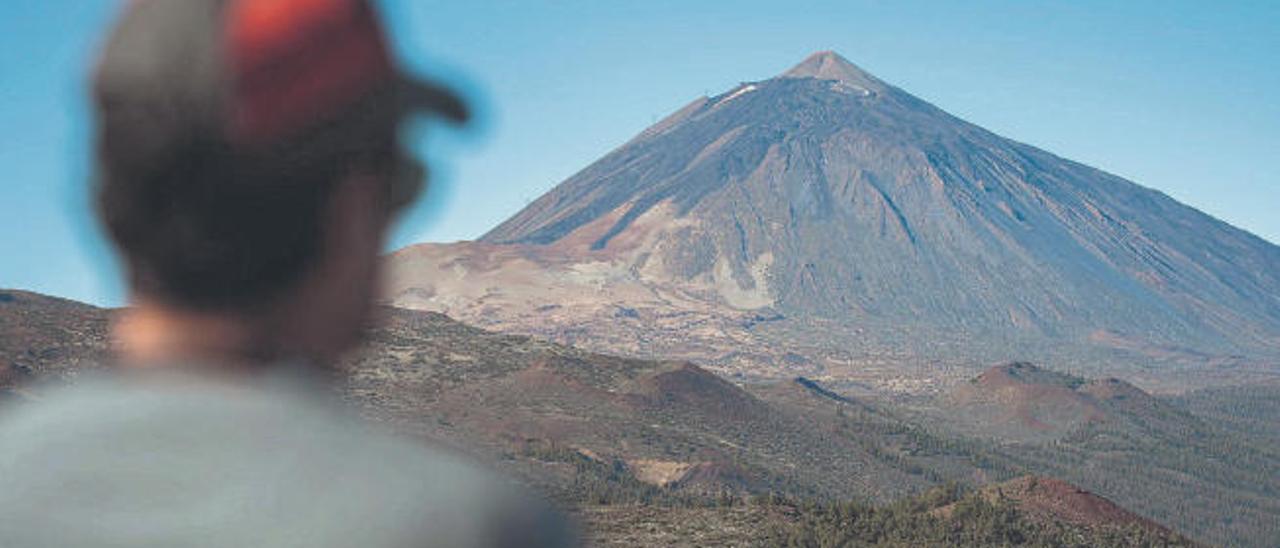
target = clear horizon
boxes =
[1,0,1277,307]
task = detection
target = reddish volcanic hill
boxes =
[941,362,1280,546]
[945,362,1185,442]
[937,475,1182,538]
[948,362,1102,440]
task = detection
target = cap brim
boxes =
[397,76,469,124]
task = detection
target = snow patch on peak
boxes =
[718,84,757,105]
[832,81,872,97]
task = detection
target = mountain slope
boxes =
[0,290,983,500]
[342,306,973,503]
[0,290,110,397]
[388,51,1280,389]
[3,290,1268,544]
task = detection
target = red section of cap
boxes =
[225,0,395,145]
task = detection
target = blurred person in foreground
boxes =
[0,0,575,546]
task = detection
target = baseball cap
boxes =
[93,0,468,210]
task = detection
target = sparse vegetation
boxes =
[579,482,1196,547]
[4,294,1277,546]
[770,485,1195,548]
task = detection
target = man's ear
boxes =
[321,173,389,263]
[272,172,389,364]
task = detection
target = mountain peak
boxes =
[781,50,879,88]
[408,47,1280,387]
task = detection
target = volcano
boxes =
[387,51,1280,391]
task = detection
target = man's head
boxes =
[93,0,466,364]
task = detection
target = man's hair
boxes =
[95,130,342,310]
[92,64,406,310]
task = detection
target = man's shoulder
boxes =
[0,373,576,547]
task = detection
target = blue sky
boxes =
[1,0,1277,306]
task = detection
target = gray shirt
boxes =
[0,368,574,547]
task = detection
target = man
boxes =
[0,0,574,546]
